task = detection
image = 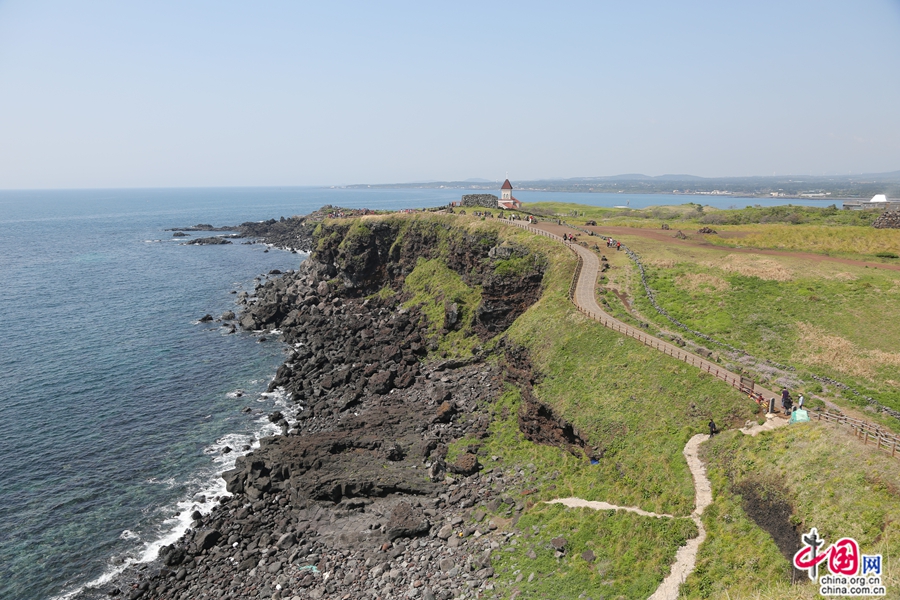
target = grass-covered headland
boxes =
[178,206,900,600]
[414,204,900,599]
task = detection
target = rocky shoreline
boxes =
[83,214,588,600]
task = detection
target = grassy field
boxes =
[522,201,899,261]
[681,421,900,599]
[606,231,900,417]
[334,211,900,598]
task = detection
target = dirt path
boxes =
[543,434,715,600]
[507,219,794,598]
[545,498,674,519]
[546,427,788,599]
[646,434,712,600]
[509,220,778,400]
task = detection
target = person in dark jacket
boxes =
[708,419,718,438]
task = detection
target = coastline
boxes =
[76,213,556,600]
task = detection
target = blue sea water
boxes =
[0,187,460,600]
[0,186,837,600]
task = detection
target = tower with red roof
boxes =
[498,179,521,210]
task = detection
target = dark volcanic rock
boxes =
[434,401,457,424]
[94,214,557,600]
[449,453,480,476]
[195,529,221,551]
[385,501,430,540]
[185,236,232,245]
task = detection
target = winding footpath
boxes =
[507,220,788,599]
[514,220,779,399]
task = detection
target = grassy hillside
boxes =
[598,228,900,419]
[683,422,900,599]
[331,211,900,598]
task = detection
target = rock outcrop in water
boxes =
[91,214,589,600]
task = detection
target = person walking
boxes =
[708,419,718,438]
[798,394,805,409]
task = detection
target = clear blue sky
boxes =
[1,1,898,188]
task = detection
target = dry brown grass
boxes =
[821,271,857,281]
[644,258,677,269]
[675,272,731,293]
[702,254,794,281]
[794,322,900,378]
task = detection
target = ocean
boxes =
[0,187,838,600]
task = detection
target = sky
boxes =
[0,1,898,189]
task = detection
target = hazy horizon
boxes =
[1,1,899,189]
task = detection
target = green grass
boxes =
[681,422,900,599]
[625,246,900,414]
[522,201,881,230]
[504,280,758,515]
[319,211,900,599]
[446,388,701,598]
[402,257,482,357]
[490,503,698,600]
[702,223,900,258]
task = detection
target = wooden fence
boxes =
[511,221,755,396]
[509,219,900,461]
[813,411,900,458]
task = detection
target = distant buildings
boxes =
[843,194,900,210]
[459,178,523,210]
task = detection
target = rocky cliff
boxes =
[95,215,586,600]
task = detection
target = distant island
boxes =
[346,170,900,200]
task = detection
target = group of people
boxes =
[563,233,577,242]
[501,213,530,222]
[605,237,622,251]
[781,388,804,415]
[711,387,808,438]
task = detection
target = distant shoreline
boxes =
[340,185,867,202]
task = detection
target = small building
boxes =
[498,179,522,210]
[843,194,900,211]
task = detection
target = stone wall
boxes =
[873,211,900,229]
[461,194,498,209]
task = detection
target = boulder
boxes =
[550,536,568,551]
[368,370,395,394]
[195,529,221,551]
[433,401,456,424]
[385,502,430,540]
[158,544,186,567]
[449,453,480,476]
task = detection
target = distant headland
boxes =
[345,170,900,200]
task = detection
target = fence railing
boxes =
[509,220,755,395]
[508,219,900,460]
[502,222,900,457]
[814,411,900,457]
